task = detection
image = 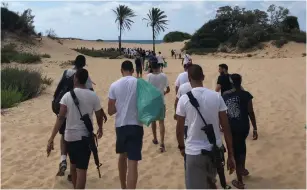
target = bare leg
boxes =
[127,159,138,189]
[76,168,87,189]
[159,120,165,145]
[118,153,128,189]
[60,135,67,155]
[151,121,158,143]
[70,164,77,189]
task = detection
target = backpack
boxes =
[52,70,75,114]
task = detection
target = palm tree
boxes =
[112,5,136,54]
[143,7,168,53]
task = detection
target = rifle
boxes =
[187,91,231,189]
[70,90,102,178]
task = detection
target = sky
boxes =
[5,0,307,40]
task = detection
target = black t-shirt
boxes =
[217,74,232,94]
[135,58,142,68]
[223,90,253,132]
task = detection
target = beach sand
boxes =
[1,37,306,189]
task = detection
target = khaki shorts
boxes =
[185,154,217,189]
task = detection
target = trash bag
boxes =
[137,79,165,126]
[144,62,149,71]
[164,62,168,68]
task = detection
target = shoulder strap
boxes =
[70,90,82,117]
[186,91,208,126]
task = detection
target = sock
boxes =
[60,155,67,162]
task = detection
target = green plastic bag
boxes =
[137,79,165,126]
[164,62,168,68]
[145,62,149,71]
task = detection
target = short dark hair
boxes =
[151,62,160,69]
[231,73,242,88]
[188,64,204,81]
[75,68,88,85]
[75,55,86,68]
[158,52,161,54]
[121,60,134,71]
[219,63,228,71]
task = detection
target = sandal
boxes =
[159,144,166,153]
[232,180,245,189]
[242,169,249,176]
[152,139,158,145]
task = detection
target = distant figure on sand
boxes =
[156,51,165,72]
[215,64,233,95]
[171,49,175,58]
[47,69,105,189]
[135,54,143,78]
[108,60,144,189]
[222,74,258,189]
[175,63,192,94]
[146,62,170,152]
[175,64,235,189]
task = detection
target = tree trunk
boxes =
[119,27,122,55]
[152,26,155,53]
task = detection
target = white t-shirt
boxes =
[176,87,227,155]
[146,73,169,102]
[156,55,164,63]
[175,72,189,88]
[60,88,102,142]
[176,82,192,126]
[108,76,142,127]
[183,54,192,65]
[65,68,93,89]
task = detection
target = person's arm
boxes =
[164,86,170,95]
[216,76,222,92]
[47,104,67,156]
[108,99,116,116]
[248,99,258,140]
[175,76,180,94]
[175,97,186,156]
[219,111,234,156]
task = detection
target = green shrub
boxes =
[73,48,121,58]
[163,31,191,43]
[272,38,288,48]
[1,44,41,64]
[1,88,23,108]
[1,67,52,106]
[41,53,51,58]
[96,39,104,42]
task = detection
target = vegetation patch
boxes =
[1,67,53,108]
[1,43,41,64]
[73,47,121,59]
[163,31,191,43]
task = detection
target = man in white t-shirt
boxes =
[156,52,165,72]
[53,55,105,180]
[47,69,105,189]
[146,62,170,152]
[175,63,192,94]
[108,60,143,189]
[175,64,235,189]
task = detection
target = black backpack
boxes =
[52,70,75,114]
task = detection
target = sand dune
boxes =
[1,38,306,189]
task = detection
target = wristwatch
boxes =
[178,145,185,150]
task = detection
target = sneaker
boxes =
[56,160,67,176]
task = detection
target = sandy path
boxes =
[1,39,306,188]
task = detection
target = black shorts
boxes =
[67,138,91,170]
[158,63,164,68]
[59,119,66,135]
[136,66,142,74]
[116,125,144,161]
[231,126,250,162]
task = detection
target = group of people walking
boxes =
[47,54,258,189]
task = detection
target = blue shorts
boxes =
[116,125,144,161]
